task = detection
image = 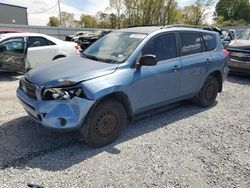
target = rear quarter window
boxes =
[179,33,202,56]
[28,36,55,47]
[202,33,217,51]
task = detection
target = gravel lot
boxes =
[0,72,249,188]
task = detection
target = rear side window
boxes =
[142,33,177,61]
[179,33,202,56]
[203,33,217,51]
[28,37,55,47]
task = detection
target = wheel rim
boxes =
[205,84,215,100]
[95,111,118,138]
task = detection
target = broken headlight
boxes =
[42,87,84,100]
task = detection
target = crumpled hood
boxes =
[228,40,250,50]
[26,55,118,87]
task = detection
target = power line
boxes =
[60,1,86,12]
[28,3,58,14]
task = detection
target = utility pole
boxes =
[58,0,62,26]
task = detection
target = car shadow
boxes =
[0,101,216,171]
[0,72,23,81]
[227,74,250,86]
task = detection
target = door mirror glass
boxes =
[139,54,157,67]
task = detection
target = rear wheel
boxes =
[194,76,219,107]
[80,99,127,147]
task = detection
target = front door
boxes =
[129,33,181,113]
[0,37,27,72]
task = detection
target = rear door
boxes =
[0,37,27,72]
[178,32,208,96]
[27,36,57,69]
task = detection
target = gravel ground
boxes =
[0,72,249,188]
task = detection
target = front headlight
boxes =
[42,87,84,100]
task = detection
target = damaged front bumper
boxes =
[16,86,95,131]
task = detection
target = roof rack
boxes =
[163,24,222,33]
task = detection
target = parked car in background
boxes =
[226,29,250,75]
[219,29,236,47]
[65,31,89,42]
[65,30,111,47]
[17,26,228,147]
[0,32,80,72]
[78,30,111,50]
[0,30,24,34]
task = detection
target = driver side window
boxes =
[0,37,25,54]
[142,33,177,62]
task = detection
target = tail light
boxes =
[223,49,229,56]
[74,45,81,51]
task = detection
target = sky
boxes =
[0,0,214,26]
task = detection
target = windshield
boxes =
[83,32,147,64]
[238,30,250,40]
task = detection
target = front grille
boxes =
[20,78,37,100]
[228,50,250,62]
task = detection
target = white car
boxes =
[0,32,80,72]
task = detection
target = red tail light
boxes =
[223,49,229,56]
[74,45,81,51]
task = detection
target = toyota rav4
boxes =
[17,26,229,147]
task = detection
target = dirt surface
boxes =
[0,72,249,188]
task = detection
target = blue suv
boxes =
[17,26,228,147]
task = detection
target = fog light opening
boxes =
[58,118,67,126]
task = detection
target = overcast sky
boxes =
[1,0,214,25]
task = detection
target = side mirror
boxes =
[138,54,157,68]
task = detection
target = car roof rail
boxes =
[163,24,222,33]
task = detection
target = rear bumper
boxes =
[228,58,250,74]
[16,87,95,131]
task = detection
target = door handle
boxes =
[172,65,181,72]
[206,58,212,64]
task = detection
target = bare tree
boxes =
[182,0,214,25]
[110,0,124,28]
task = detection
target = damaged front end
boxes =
[16,77,95,130]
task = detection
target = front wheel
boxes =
[80,99,127,147]
[194,76,219,107]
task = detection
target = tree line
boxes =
[47,0,250,28]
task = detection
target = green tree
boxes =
[80,15,97,28]
[122,0,179,27]
[109,13,117,28]
[47,16,60,27]
[215,0,250,23]
[61,11,75,27]
[96,11,110,28]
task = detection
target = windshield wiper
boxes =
[82,53,118,64]
[82,53,106,62]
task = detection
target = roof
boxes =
[119,26,163,34]
[0,33,64,44]
[118,25,221,35]
[0,2,27,9]
[0,32,48,38]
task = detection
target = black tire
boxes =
[194,76,219,107]
[80,99,127,147]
